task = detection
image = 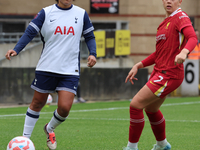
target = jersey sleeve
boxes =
[83,11,94,35]
[182,26,198,52]
[13,9,45,54]
[141,52,156,67]
[83,11,96,57]
[175,12,192,32]
[30,9,45,32]
[83,32,96,57]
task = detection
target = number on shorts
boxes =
[154,75,163,82]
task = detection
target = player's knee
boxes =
[145,108,159,113]
[57,106,70,117]
[130,101,145,110]
[30,98,46,111]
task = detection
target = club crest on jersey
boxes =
[54,26,75,35]
[165,22,170,29]
[75,17,78,23]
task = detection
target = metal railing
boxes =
[0,32,41,43]
[0,41,43,63]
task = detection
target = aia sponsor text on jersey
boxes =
[54,26,75,35]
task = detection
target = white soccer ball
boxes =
[7,136,35,150]
[46,94,53,104]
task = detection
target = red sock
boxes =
[145,110,166,141]
[129,106,145,143]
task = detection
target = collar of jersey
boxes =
[169,7,182,17]
[55,4,73,10]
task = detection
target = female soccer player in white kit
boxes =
[5,0,96,149]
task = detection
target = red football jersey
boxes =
[154,8,192,79]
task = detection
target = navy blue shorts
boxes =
[31,71,79,95]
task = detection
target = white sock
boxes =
[127,141,138,148]
[47,109,67,133]
[23,107,40,138]
[157,139,167,147]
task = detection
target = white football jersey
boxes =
[13,4,95,76]
[36,4,93,75]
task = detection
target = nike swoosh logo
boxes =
[24,133,30,135]
[150,81,156,86]
[50,19,56,22]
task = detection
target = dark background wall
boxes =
[0,68,148,104]
[80,68,148,100]
[0,68,35,104]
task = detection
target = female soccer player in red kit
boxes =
[123,0,197,150]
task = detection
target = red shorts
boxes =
[146,71,183,98]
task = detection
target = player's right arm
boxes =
[125,52,156,84]
[5,9,45,60]
[125,62,144,84]
[5,50,17,60]
[141,52,156,67]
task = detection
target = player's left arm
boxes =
[83,11,96,68]
[174,12,198,65]
[182,26,198,53]
[175,25,198,65]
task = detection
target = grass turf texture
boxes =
[0,97,200,150]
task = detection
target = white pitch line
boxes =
[165,119,200,123]
[0,101,200,118]
[1,116,200,123]
[67,118,200,123]
[70,118,200,123]
[162,101,200,106]
[40,101,200,114]
[31,117,200,123]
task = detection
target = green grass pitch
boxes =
[0,97,200,149]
